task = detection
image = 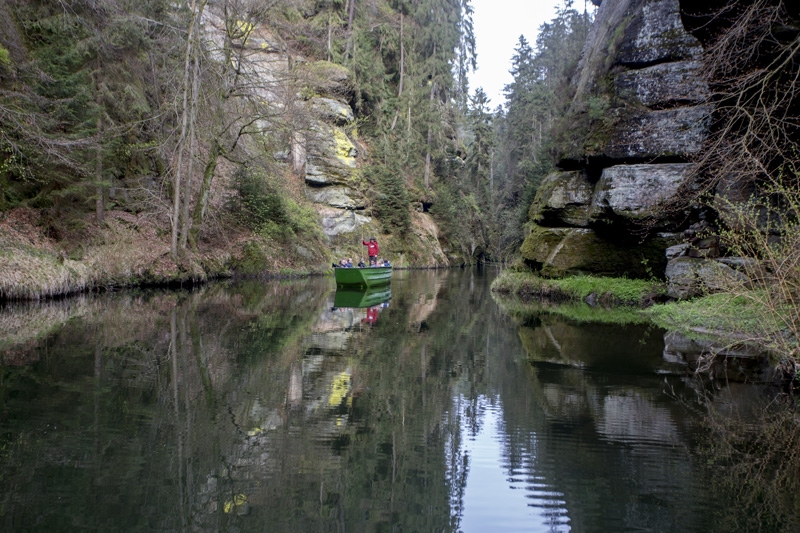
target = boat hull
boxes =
[334,266,392,287]
[333,286,392,308]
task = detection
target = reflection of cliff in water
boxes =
[1,268,779,531]
[0,270,473,532]
[504,311,764,532]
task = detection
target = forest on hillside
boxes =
[0,0,592,277]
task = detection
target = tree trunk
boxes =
[423,81,436,191]
[390,13,404,131]
[424,127,432,191]
[327,12,332,62]
[344,0,356,59]
[95,61,104,224]
[171,0,207,260]
[189,139,221,248]
[179,37,202,252]
[95,113,104,224]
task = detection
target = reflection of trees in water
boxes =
[5,270,793,530]
[0,279,331,530]
[0,269,506,531]
[693,382,800,532]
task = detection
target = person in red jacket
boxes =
[362,237,379,265]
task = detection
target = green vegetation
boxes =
[492,270,664,306]
[494,292,650,325]
[647,293,762,336]
[647,291,797,352]
[230,166,288,233]
[0,0,491,287]
[490,7,592,260]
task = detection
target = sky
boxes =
[468,0,591,108]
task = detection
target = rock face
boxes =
[522,0,708,281]
[614,61,708,107]
[615,0,703,66]
[292,62,448,264]
[603,105,711,160]
[591,163,692,221]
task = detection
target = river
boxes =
[0,267,791,531]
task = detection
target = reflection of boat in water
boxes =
[334,266,392,287]
[334,286,392,309]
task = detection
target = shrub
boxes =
[229,166,288,233]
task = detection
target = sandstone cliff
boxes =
[521,0,708,280]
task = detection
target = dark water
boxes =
[0,268,781,531]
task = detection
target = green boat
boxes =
[333,286,392,308]
[334,266,392,287]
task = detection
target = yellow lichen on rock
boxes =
[223,494,248,514]
[328,370,351,407]
[333,129,356,167]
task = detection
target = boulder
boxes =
[520,225,669,277]
[616,0,703,66]
[614,61,709,107]
[590,163,692,220]
[298,60,352,97]
[530,171,594,227]
[665,243,689,259]
[605,105,711,159]
[665,256,748,299]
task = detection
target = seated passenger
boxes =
[345,258,353,267]
[358,259,366,268]
[382,259,391,267]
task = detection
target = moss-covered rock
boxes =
[665,256,748,299]
[298,60,352,97]
[530,171,594,227]
[310,97,354,125]
[305,123,358,185]
[520,224,669,278]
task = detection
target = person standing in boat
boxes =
[362,237,379,266]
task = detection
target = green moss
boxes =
[0,46,10,66]
[492,270,665,306]
[645,292,796,353]
[299,60,352,96]
[520,224,670,278]
[495,293,649,325]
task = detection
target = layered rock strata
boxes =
[522,0,712,279]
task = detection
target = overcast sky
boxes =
[468,0,593,108]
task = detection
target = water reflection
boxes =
[0,269,787,531]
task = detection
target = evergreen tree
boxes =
[489,5,592,260]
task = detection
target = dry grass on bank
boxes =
[0,208,249,300]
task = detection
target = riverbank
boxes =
[0,207,322,301]
[492,269,797,361]
[491,270,666,307]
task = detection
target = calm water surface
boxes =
[0,268,776,531]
